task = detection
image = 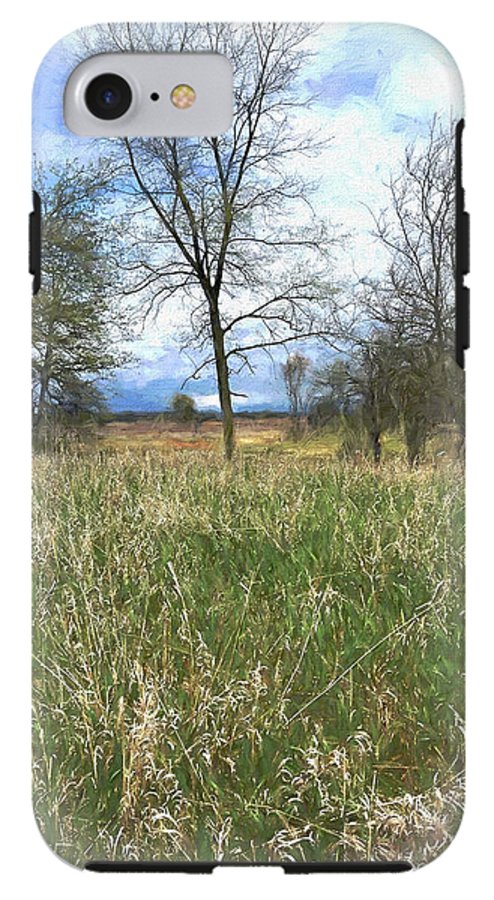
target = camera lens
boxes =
[85,74,132,120]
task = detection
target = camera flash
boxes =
[170,84,196,110]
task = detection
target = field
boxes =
[97,415,408,458]
[32,425,465,867]
[99,414,307,453]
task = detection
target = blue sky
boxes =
[34,23,463,413]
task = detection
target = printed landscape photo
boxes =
[32,23,465,867]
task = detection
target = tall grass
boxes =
[32,449,464,866]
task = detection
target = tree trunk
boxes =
[35,372,48,428]
[404,416,426,467]
[369,398,382,465]
[34,349,51,440]
[209,299,235,460]
[372,430,382,465]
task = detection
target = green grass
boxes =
[32,449,464,866]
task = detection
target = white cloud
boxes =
[380,49,463,123]
[193,393,221,410]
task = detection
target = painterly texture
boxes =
[33,448,464,866]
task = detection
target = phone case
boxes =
[32,22,467,871]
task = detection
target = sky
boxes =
[33,23,463,413]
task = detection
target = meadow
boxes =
[32,425,464,867]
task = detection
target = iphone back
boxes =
[31,22,468,871]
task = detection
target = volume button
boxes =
[29,190,41,295]
[461,285,470,352]
[462,210,470,276]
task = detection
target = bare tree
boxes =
[354,117,461,464]
[77,23,340,459]
[361,116,455,350]
[282,352,311,438]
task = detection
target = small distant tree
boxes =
[171,392,200,432]
[282,352,311,438]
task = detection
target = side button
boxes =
[461,210,470,276]
[29,190,41,295]
[460,285,470,351]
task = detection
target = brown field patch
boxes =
[99,415,291,451]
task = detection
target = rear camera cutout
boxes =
[85,73,132,120]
